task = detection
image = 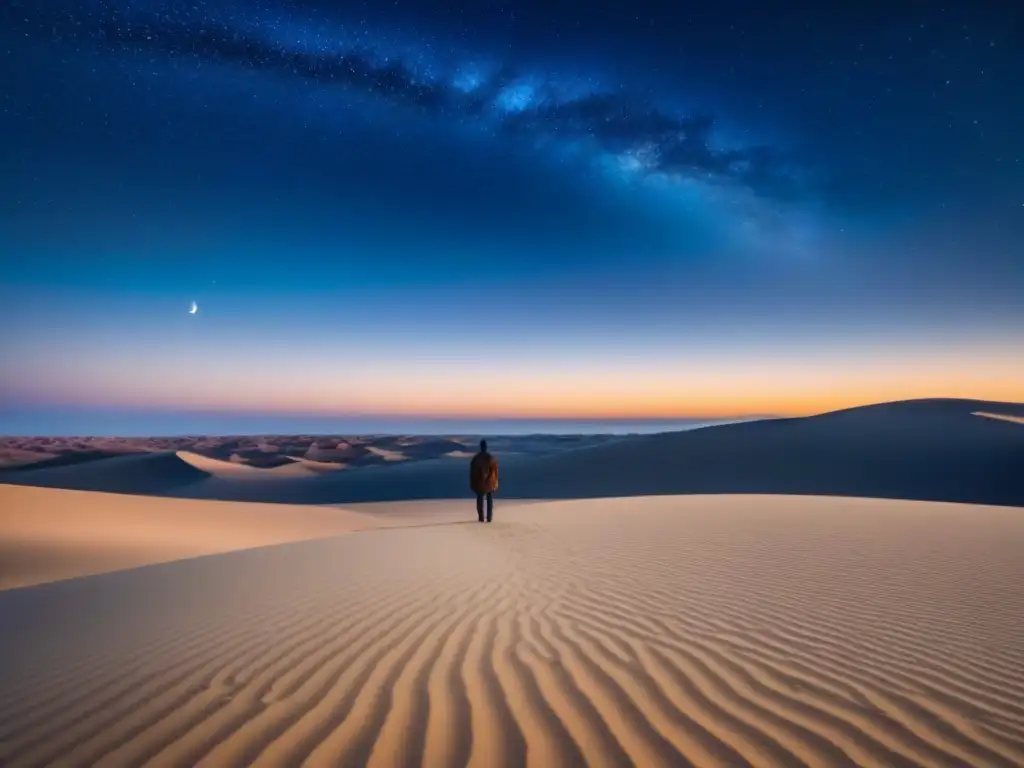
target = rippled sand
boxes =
[1,495,1022,767]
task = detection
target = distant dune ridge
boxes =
[5,398,1018,507]
[1,397,1023,766]
[0,450,212,495]
[0,432,615,474]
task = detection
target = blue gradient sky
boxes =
[2,0,1022,433]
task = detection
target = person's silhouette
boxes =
[469,439,499,522]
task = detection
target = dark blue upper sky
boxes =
[2,0,1022,431]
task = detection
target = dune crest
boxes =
[175,451,322,479]
[0,450,210,495]
[975,411,1024,426]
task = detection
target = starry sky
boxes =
[2,0,1023,433]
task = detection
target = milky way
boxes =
[11,0,806,207]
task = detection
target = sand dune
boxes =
[365,446,409,462]
[0,485,383,590]
[152,397,1024,508]
[1,495,1022,767]
[175,451,325,480]
[0,433,610,476]
[283,456,351,473]
[0,450,211,495]
[8,398,1020,508]
[1,397,1022,766]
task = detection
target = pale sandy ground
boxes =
[0,485,384,590]
[1,494,1023,767]
[0,485,546,590]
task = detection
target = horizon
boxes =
[0,407,755,438]
[2,390,1024,437]
[3,1,1023,431]
[2,395,1021,437]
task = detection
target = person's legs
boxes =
[476,493,485,522]
[486,492,493,522]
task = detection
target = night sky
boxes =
[2,1,1023,432]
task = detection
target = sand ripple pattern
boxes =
[1,495,1023,767]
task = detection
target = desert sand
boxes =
[1,398,1023,767]
[0,484,384,591]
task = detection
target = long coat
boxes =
[469,451,499,494]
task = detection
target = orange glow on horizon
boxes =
[144,386,1022,420]
[29,367,1024,421]
[17,341,1023,421]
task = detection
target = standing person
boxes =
[469,439,499,523]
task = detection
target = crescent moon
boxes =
[189,301,198,315]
